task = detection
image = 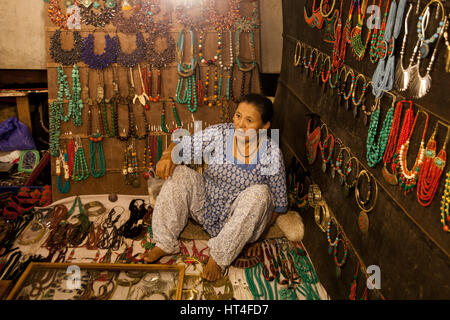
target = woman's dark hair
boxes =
[239,93,274,124]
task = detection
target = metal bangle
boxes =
[84,201,106,217]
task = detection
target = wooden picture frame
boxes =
[6,262,185,300]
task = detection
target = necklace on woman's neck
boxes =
[234,135,259,160]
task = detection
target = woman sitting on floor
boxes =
[141,93,288,281]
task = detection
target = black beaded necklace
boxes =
[50,30,83,66]
[116,32,147,68]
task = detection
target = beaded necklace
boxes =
[145,29,176,69]
[89,132,106,178]
[116,32,146,68]
[81,34,119,70]
[331,0,350,71]
[99,72,117,138]
[206,0,240,31]
[80,1,116,27]
[161,99,182,134]
[111,0,148,33]
[444,18,450,72]
[198,29,222,66]
[394,110,429,194]
[319,133,335,173]
[366,95,396,168]
[73,136,89,181]
[344,156,360,197]
[235,30,257,72]
[304,0,325,29]
[48,0,69,29]
[381,100,409,185]
[50,30,83,66]
[333,232,348,277]
[326,218,339,255]
[369,0,391,64]
[350,0,371,60]
[417,122,448,207]
[351,74,369,117]
[440,171,450,232]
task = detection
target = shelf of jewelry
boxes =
[6,262,184,300]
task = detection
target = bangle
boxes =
[314,200,330,232]
[17,220,46,245]
[308,183,322,207]
[84,201,106,217]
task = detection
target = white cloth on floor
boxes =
[152,165,274,270]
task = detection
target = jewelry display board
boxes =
[44,0,262,201]
[6,262,184,300]
[275,0,450,299]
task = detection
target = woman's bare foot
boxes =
[202,257,223,281]
[141,246,170,263]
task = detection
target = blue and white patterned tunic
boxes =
[176,123,288,237]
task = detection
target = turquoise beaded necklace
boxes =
[72,136,89,181]
[161,99,182,134]
[89,132,106,178]
[57,65,83,126]
[366,98,395,167]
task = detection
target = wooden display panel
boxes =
[44,1,262,201]
[276,0,450,299]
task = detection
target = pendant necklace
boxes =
[50,30,83,66]
[350,0,371,60]
[417,122,449,207]
[304,0,325,29]
[393,110,429,194]
[306,118,322,165]
[355,169,378,234]
[56,149,70,194]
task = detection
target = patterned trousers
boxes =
[152,165,274,270]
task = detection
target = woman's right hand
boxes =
[155,155,177,180]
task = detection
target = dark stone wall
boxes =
[274,0,450,299]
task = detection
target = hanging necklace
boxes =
[394,4,415,91]
[369,0,391,64]
[48,0,69,29]
[81,34,119,70]
[198,29,223,66]
[351,74,369,118]
[381,100,409,185]
[332,0,353,71]
[409,6,447,98]
[344,156,360,197]
[98,70,116,138]
[351,0,372,60]
[319,132,335,173]
[116,32,146,68]
[111,0,147,33]
[372,0,408,98]
[206,0,240,31]
[417,122,449,207]
[89,132,106,179]
[440,171,450,232]
[394,110,429,194]
[73,136,89,181]
[333,232,348,277]
[146,29,176,69]
[80,1,116,27]
[304,0,325,29]
[50,30,83,66]
[355,169,378,234]
[161,99,182,134]
[444,17,450,72]
[366,94,396,168]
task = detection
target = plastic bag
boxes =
[0,117,36,151]
[147,167,165,208]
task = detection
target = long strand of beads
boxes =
[57,65,73,123]
[394,111,429,194]
[440,171,450,232]
[73,137,89,181]
[89,132,106,178]
[71,65,83,126]
[49,100,62,157]
[366,99,395,167]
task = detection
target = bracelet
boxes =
[84,201,106,217]
[17,220,46,245]
[308,184,322,207]
[314,200,331,232]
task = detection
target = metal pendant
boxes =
[79,0,93,8]
[331,166,336,178]
[328,245,333,255]
[358,211,370,234]
[345,99,350,111]
[382,165,398,185]
[322,162,327,173]
[336,266,341,278]
[353,104,358,118]
[321,81,326,92]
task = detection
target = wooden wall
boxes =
[45,1,262,201]
[275,0,450,299]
